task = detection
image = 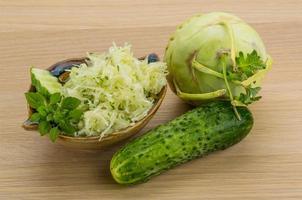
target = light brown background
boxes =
[0,0,301,199]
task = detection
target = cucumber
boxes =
[31,68,62,95]
[110,101,253,185]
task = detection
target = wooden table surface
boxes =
[0,0,301,199]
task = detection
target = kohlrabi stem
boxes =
[220,21,237,71]
[192,56,242,85]
[177,89,227,101]
[192,58,224,79]
[173,78,226,100]
[220,55,241,120]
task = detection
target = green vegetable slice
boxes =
[31,68,62,96]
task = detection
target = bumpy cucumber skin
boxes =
[110,101,253,185]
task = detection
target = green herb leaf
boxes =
[37,106,48,117]
[53,111,64,123]
[68,109,83,121]
[61,97,81,110]
[25,92,45,109]
[26,91,81,141]
[49,127,59,142]
[50,93,61,104]
[30,113,40,122]
[38,121,51,136]
[59,121,75,135]
[48,103,58,111]
[46,114,53,121]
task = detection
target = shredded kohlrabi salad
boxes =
[62,44,167,138]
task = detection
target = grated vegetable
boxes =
[63,44,167,138]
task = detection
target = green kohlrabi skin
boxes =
[164,12,271,106]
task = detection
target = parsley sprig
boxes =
[25,92,83,142]
[228,50,266,81]
[226,50,265,106]
[236,86,262,105]
[215,50,265,120]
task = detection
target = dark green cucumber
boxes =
[110,101,253,185]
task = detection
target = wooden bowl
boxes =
[23,57,167,150]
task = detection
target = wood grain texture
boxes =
[0,0,301,199]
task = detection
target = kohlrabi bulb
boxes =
[164,12,272,112]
